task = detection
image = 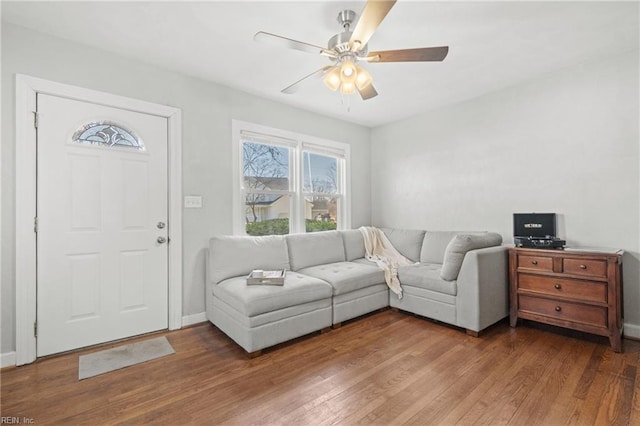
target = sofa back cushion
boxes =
[209,235,290,284]
[381,228,426,262]
[341,229,366,261]
[420,231,461,264]
[440,233,503,281]
[286,231,346,271]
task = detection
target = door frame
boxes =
[15,75,183,365]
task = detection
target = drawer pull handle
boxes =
[531,260,538,265]
[555,306,562,312]
[554,284,561,290]
[580,264,587,270]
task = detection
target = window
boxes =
[242,140,292,235]
[72,121,144,150]
[302,150,341,233]
[233,120,350,236]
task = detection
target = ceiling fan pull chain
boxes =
[340,91,351,113]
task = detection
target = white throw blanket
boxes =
[359,226,415,299]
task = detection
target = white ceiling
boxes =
[2,1,638,127]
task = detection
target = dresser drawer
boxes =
[563,258,607,278]
[518,274,607,303]
[518,295,607,328]
[518,255,553,272]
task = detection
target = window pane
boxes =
[73,122,144,150]
[305,196,338,233]
[303,152,338,194]
[243,142,289,191]
[245,194,290,236]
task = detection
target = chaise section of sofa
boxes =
[206,235,333,355]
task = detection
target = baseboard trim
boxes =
[182,312,207,327]
[623,322,640,339]
[1,351,17,368]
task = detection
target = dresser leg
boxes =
[509,315,518,328]
[610,333,622,353]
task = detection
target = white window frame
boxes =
[232,120,351,235]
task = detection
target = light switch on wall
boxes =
[184,195,203,208]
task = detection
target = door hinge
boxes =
[33,111,39,129]
[34,217,38,233]
[34,321,38,338]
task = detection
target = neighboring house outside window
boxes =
[232,120,350,236]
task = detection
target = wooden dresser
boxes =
[509,247,623,352]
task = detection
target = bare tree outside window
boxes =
[235,123,349,236]
[303,152,340,232]
[242,142,290,235]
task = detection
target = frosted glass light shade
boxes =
[340,60,357,84]
[323,67,341,91]
[355,66,372,90]
[340,81,356,95]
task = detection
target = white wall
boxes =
[371,50,640,332]
[0,24,372,354]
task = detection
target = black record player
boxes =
[513,213,565,249]
[514,235,566,249]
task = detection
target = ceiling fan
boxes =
[254,0,449,101]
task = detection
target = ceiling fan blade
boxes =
[282,66,334,94]
[366,46,449,62]
[357,82,378,100]
[254,31,334,56]
[349,0,397,51]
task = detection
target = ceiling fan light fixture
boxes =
[355,66,372,90]
[323,67,341,91]
[340,60,357,84]
[340,81,356,95]
[258,1,449,101]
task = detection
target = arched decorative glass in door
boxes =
[72,121,145,151]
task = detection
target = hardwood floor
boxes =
[2,310,639,425]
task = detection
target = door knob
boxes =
[157,236,167,244]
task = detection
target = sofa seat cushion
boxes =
[298,261,385,295]
[213,273,333,317]
[398,263,457,296]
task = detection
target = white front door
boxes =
[36,93,169,356]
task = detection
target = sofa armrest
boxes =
[455,245,509,332]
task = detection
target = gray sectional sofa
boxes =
[206,228,507,356]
